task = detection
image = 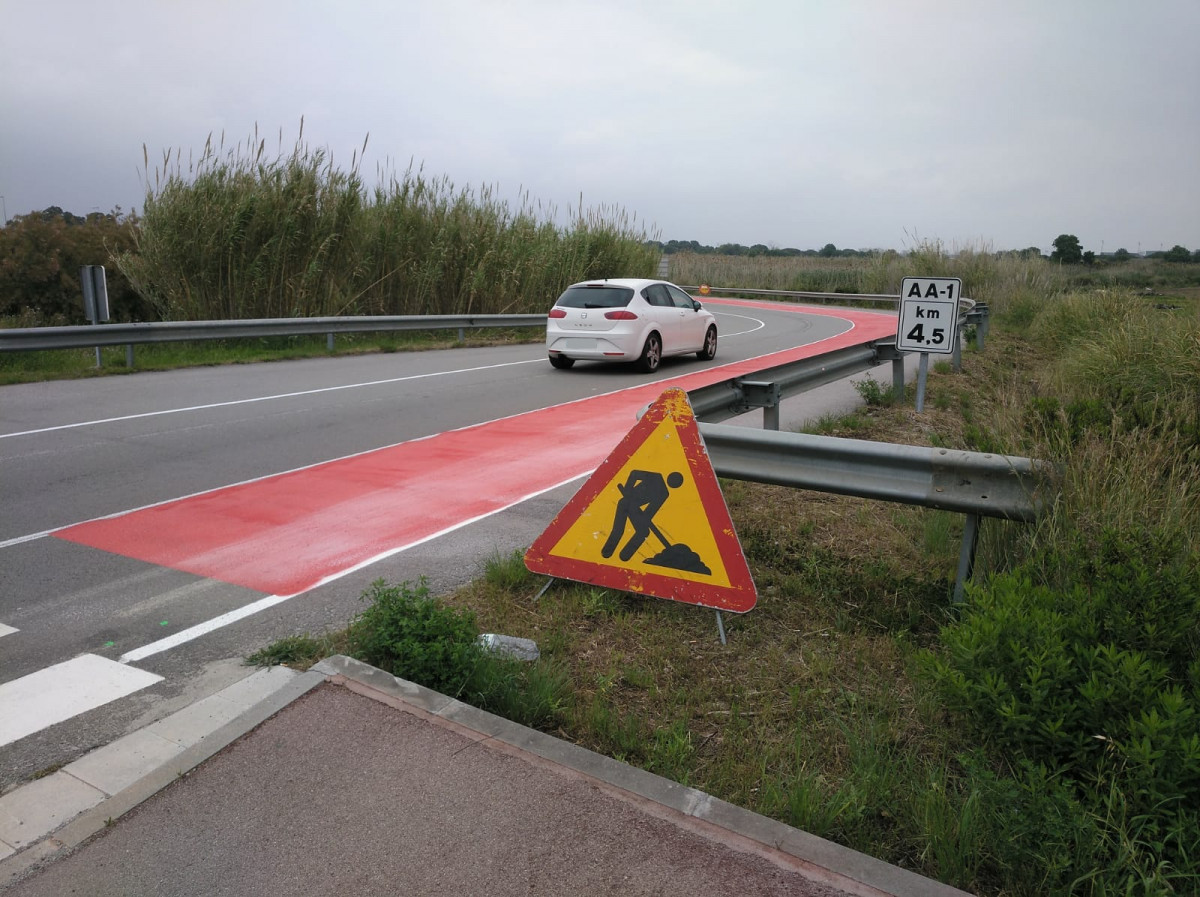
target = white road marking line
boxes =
[119,471,591,663]
[0,357,544,440]
[0,624,17,638]
[0,654,163,747]
[709,310,767,335]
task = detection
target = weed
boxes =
[853,376,894,407]
[481,548,534,591]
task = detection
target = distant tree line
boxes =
[648,239,878,258]
[0,206,150,325]
[1047,233,1199,265]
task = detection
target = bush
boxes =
[348,578,485,695]
[346,578,568,727]
[922,531,1200,890]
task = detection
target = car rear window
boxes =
[554,285,635,309]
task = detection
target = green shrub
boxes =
[345,578,569,728]
[348,578,484,696]
[922,531,1200,890]
[852,376,894,407]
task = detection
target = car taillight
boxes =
[604,310,638,320]
[549,308,567,318]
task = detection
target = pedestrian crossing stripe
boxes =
[525,388,756,613]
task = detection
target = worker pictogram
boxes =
[525,388,756,613]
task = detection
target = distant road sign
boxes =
[525,388,756,613]
[897,277,961,355]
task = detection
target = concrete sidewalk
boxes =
[0,655,970,896]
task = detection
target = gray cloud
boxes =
[2,0,1196,253]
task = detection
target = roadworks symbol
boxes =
[525,387,756,613]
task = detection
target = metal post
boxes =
[763,404,779,431]
[457,327,465,343]
[715,610,727,645]
[915,353,929,412]
[94,346,102,369]
[977,309,989,351]
[952,326,963,372]
[953,513,980,603]
[327,333,335,351]
[125,344,134,367]
[892,356,905,401]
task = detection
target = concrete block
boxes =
[0,772,104,849]
[65,729,184,796]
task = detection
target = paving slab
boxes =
[0,773,104,852]
[2,656,971,897]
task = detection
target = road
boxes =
[0,300,897,789]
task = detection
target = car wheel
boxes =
[549,354,575,369]
[636,333,662,373]
[697,326,717,360]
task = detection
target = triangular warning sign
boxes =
[525,388,756,613]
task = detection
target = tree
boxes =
[1112,248,1132,263]
[819,243,838,257]
[1050,234,1083,264]
[1163,245,1192,263]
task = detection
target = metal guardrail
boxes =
[689,340,901,428]
[0,314,546,353]
[679,285,901,306]
[700,425,1053,523]
[696,422,1055,603]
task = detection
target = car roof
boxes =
[566,278,673,291]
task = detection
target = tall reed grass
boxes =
[118,124,658,320]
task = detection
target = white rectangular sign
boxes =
[897,277,961,354]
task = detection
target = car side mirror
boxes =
[692,300,702,311]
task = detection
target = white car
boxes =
[545,278,718,372]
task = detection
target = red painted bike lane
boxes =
[55,304,896,596]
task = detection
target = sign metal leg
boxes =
[915,352,929,412]
[715,610,727,645]
[534,577,555,601]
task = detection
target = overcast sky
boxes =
[2,1,1197,254]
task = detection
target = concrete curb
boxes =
[313,655,972,897]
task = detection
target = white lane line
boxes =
[0,357,544,440]
[0,654,163,747]
[119,471,590,664]
[709,311,766,336]
[0,624,17,638]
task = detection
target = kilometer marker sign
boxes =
[896,277,961,355]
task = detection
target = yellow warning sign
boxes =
[525,388,756,612]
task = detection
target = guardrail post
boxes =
[952,326,963,373]
[953,513,981,603]
[126,344,134,367]
[458,327,465,343]
[977,304,989,351]
[327,333,335,351]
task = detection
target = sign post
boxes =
[896,277,961,412]
[80,265,111,368]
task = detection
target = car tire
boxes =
[697,326,717,360]
[549,354,575,369]
[636,333,662,373]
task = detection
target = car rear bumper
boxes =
[547,335,631,360]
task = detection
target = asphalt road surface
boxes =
[0,300,897,789]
